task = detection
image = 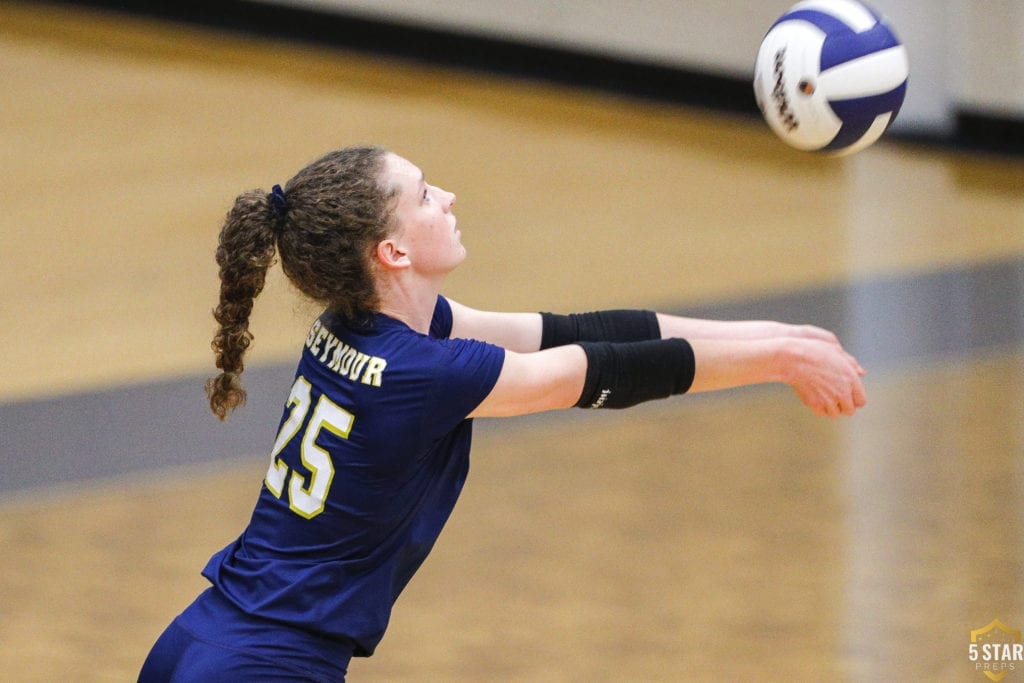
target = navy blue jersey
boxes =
[202,295,505,657]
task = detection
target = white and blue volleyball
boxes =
[753,0,908,155]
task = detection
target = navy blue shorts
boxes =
[138,588,352,682]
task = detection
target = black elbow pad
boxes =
[540,310,660,349]
[575,339,695,409]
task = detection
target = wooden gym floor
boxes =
[1,4,1022,681]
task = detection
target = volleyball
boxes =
[753,0,908,155]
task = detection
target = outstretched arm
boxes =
[450,300,866,419]
[468,334,865,419]
[448,299,842,350]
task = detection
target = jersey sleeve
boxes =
[429,295,454,339]
[422,336,504,436]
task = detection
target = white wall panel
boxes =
[252,0,1024,133]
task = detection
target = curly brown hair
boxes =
[205,145,398,420]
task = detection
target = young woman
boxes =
[139,146,865,682]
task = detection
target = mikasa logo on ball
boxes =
[753,0,909,155]
[771,47,800,132]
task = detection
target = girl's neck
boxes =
[376,277,441,335]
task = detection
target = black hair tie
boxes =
[269,184,289,221]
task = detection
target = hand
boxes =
[782,338,867,418]
[777,322,841,345]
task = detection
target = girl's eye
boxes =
[422,188,430,202]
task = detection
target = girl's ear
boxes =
[375,238,410,270]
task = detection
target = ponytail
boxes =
[206,190,279,420]
[205,145,395,419]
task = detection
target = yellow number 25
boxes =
[264,376,354,519]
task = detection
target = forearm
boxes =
[657,312,839,344]
[657,314,780,341]
[686,338,787,394]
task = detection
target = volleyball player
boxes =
[139,146,865,681]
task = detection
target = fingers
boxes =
[797,359,867,418]
[841,351,867,414]
[812,393,858,419]
[851,374,867,409]
[796,387,847,418]
[786,337,868,418]
[847,351,867,376]
[828,371,867,418]
[827,365,866,417]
